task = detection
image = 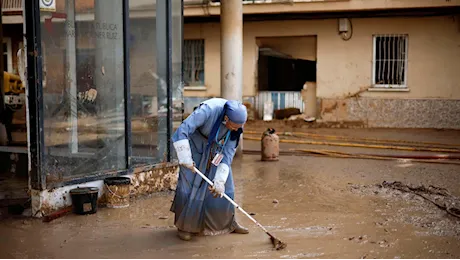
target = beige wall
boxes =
[184,15,460,99]
[183,23,221,98]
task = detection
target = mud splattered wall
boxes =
[32,165,179,217]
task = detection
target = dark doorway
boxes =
[258,54,316,92]
[256,36,317,117]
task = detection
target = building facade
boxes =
[183,0,460,129]
[0,0,184,217]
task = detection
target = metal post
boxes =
[65,0,78,153]
[25,0,45,190]
[156,0,173,162]
[122,0,132,169]
[20,0,30,172]
[0,0,6,146]
[220,0,243,155]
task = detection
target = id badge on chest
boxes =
[212,153,224,166]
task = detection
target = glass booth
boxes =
[26,0,183,190]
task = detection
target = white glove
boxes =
[173,139,195,172]
[209,164,229,198]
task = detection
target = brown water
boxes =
[1,154,460,258]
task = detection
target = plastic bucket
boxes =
[69,187,99,215]
[104,177,131,208]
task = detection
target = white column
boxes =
[94,0,124,113]
[94,0,125,167]
[220,0,244,155]
[220,0,243,101]
[66,0,78,153]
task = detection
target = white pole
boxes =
[220,0,243,101]
[66,0,78,153]
[220,0,243,155]
[94,0,125,165]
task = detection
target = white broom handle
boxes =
[193,166,269,233]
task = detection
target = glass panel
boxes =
[128,0,158,164]
[129,0,175,165]
[129,0,155,164]
[171,0,183,159]
[40,0,126,182]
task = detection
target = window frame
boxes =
[371,34,409,89]
[25,0,181,190]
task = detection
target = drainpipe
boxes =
[66,0,78,154]
[220,0,243,155]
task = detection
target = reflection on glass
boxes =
[39,0,181,180]
[41,0,126,181]
[128,0,162,165]
[129,0,181,165]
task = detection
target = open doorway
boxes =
[256,36,317,118]
[0,6,30,217]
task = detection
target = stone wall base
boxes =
[320,98,460,129]
[32,164,179,217]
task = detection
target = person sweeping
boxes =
[171,98,249,241]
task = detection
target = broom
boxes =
[193,166,287,250]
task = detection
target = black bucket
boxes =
[69,187,99,215]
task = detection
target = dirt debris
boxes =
[348,181,460,238]
[2,149,460,258]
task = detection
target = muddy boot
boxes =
[232,221,249,234]
[177,229,192,241]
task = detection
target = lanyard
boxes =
[215,126,230,152]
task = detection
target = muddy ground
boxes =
[1,127,460,259]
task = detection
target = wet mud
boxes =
[348,182,460,238]
[1,153,460,258]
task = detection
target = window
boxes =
[183,39,204,87]
[3,38,13,73]
[41,0,126,180]
[372,34,408,88]
[37,0,181,184]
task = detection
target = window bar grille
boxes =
[396,36,401,85]
[399,36,404,85]
[390,35,398,85]
[398,35,403,86]
[374,34,407,87]
[184,39,204,86]
[378,37,381,85]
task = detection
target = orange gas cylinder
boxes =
[261,128,279,161]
